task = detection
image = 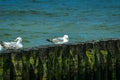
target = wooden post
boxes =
[52,46,63,80]
[78,43,86,80]
[0,54,3,80]
[69,44,78,80]
[3,53,11,80]
[93,41,101,80]
[107,40,117,80]
[116,39,120,80]
[99,40,108,80]
[85,42,95,80]
[11,51,22,80]
[22,49,30,80]
[61,45,70,80]
[39,47,49,80]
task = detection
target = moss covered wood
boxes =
[0,39,120,80]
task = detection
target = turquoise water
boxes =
[0,0,120,48]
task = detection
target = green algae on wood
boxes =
[86,49,95,69]
[69,45,79,80]
[100,50,108,64]
[22,51,30,80]
[11,53,22,80]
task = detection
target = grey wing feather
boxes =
[52,38,64,43]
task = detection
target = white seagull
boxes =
[46,35,69,44]
[0,37,23,49]
[0,44,3,52]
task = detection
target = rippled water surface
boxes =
[0,0,120,48]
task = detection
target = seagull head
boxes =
[63,35,69,40]
[14,37,22,42]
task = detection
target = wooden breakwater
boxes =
[0,39,120,80]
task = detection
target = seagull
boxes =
[46,35,69,44]
[0,37,23,49]
[0,44,3,52]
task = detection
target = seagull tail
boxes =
[46,39,52,42]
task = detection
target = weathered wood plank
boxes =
[3,53,11,80]
[61,45,70,80]
[11,52,22,80]
[116,39,120,80]
[0,55,3,80]
[22,50,30,80]
[78,44,86,80]
[85,42,95,80]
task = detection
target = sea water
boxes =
[0,0,120,48]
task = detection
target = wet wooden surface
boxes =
[0,39,120,80]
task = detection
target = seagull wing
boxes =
[52,37,64,43]
[15,43,23,49]
[2,41,17,49]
